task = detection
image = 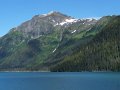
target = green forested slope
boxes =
[50,16,120,72]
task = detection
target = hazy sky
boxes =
[0,0,120,36]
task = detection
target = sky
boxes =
[0,0,120,36]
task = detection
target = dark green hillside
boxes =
[50,16,120,72]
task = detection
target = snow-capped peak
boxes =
[40,11,59,17]
[48,11,56,14]
[37,11,99,27]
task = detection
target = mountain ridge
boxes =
[0,12,119,71]
[7,11,98,40]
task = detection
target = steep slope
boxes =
[50,15,120,72]
[45,16,112,66]
[0,28,61,70]
[0,11,98,71]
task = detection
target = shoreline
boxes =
[0,71,50,73]
[0,71,117,73]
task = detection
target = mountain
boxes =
[13,11,70,37]
[0,11,119,71]
[12,11,97,38]
[50,16,120,72]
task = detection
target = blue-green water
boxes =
[0,72,120,90]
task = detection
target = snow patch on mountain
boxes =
[71,30,76,34]
[59,18,78,26]
[81,17,101,21]
[57,18,98,26]
[53,48,57,53]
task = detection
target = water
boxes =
[0,72,120,90]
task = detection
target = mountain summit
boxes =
[12,11,97,38]
[13,11,97,38]
[11,11,72,38]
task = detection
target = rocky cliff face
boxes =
[11,11,97,39]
